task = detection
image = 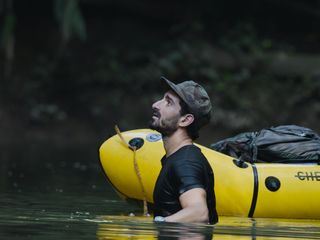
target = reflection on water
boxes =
[1,142,320,239]
[96,216,320,239]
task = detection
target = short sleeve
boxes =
[172,159,205,195]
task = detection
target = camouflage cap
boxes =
[161,76,212,127]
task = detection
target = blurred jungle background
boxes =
[1,2,320,238]
[1,0,320,146]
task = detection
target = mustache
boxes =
[152,108,161,118]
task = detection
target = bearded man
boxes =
[150,77,218,224]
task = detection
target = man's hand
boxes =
[164,188,209,223]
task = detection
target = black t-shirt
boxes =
[153,144,218,224]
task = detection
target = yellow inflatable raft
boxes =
[99,129,320,219]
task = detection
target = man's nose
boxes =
[152,99,161,110]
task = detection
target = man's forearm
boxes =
[164,205,208,223]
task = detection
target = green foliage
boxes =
[0,14,15,48]
[219,22,273,55]
[1,1,320,137]
[0,6,15,79]
[54,0,87,42]
[30,103,67,123]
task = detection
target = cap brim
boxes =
[160,76,186,103]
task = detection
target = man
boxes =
[150,76,218,224]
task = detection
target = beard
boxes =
[149,110,180,137]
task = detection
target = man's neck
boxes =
[162,129,193,157]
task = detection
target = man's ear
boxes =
[179,114,194,127]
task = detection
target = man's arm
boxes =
[164,188,209,223]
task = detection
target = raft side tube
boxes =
[254,164,320,219]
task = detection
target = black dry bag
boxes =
[211,125,320,164]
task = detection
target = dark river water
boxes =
[1,142,320,239]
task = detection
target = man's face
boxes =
[149,90,182,137]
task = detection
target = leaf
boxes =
[70,1,86,41]
[1,14,15,47]
[53,0,64,23]
[55,0,86,42]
